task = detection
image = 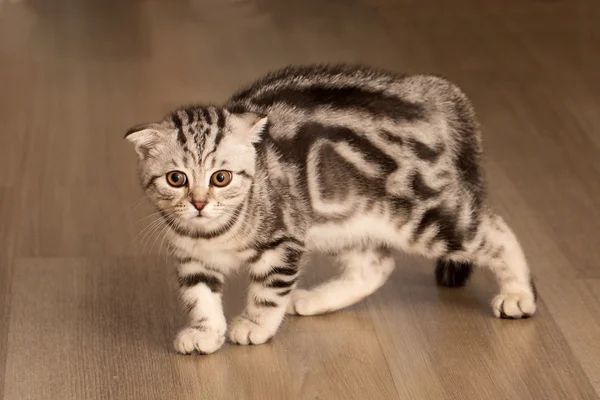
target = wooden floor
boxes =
[1,0,600,399]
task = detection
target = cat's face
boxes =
[125,107,267,235]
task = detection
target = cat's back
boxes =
[229,64,403,103]
[229,63,453,101]
[226,64,485,240]
[226,64,479,144]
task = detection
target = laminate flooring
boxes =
[1,0,599,399]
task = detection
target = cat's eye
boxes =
[210,170,232,187]
[166,171,188,187]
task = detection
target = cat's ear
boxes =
[227,111,268,144]
[124,123,165,159]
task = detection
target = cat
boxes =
[125,64,537,355]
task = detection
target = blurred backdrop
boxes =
[0,1,599,399]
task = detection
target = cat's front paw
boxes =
[228,316,272,345]
[174,327,225,355]
[492,291,536,319]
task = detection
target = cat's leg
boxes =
[287,247,395,316]
[173,260,227,355]
[228,242,304,345]
[435,259,473,288]
[461,212,537,318]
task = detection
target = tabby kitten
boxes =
[125,64,537,355]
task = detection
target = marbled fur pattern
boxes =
[125,64,537,355]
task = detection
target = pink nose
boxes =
[192,201,206,211]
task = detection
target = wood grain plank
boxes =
[3,257,399,400]
[0,190,16,399]
[367,253,598,400]
[3,257,174,400]
[482,163,600,396]
[2,0,600,398]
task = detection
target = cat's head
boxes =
[125,106,267,236]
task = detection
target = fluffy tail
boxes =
[435,259,473,288]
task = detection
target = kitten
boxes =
[125,64,537,355]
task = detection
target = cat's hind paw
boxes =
[492,291,536,319]
[286,289,323,316]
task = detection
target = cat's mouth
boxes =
[190,210,215,221]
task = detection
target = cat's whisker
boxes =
[156,222,173,260]
[134,210,168,225]
[216,206,256,234]
[130,195,149,211]
[133,216,164,244]
[137,217,168,252]
[132,206,179,246]
[140,222,166,255]
[132,204,176,223]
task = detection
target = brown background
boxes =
[1,0,599,399]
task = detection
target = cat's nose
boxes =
[192,201,206,211]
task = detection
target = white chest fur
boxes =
[169,233,251,270]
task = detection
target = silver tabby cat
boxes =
[125,64,537,355]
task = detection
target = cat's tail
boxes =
[435,259,473,288]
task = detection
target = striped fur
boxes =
[126,64,536,355]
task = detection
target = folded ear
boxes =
[227,111,268,144]
[124,123,164,159]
